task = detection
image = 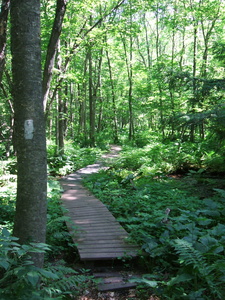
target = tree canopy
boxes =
[0,0,225,152]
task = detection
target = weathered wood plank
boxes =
[79,252,136,260]
[98,282,136,292]
[60,165,139,261]
[78,245,138,251]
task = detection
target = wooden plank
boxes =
[79,249,138,255]
[76,236,128,242]
[78,245,138,251]
[68,215,116,221]
[63,205,108,211]
[72,222,123,228]
[98,282,136,292]
[79,252,136,260]
[94,271,138,291]
[72,220,115,225]
[78,239,132,245]
[76,235,128,241]
[67,210,110,216]
[76,230,127,235]
[76,229,127,235]
[60,169,139,261]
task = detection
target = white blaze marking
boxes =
[24,120,34,139]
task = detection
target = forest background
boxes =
[2,0,225,154]
[1,0,225,299]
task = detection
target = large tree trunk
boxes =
[11,0,47,268]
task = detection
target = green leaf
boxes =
[213,188,225,198]
[203,199,218,209]
[0,260,10,270]
[27,271,40,287]
[2,227,10,237]
[131,277,159,288]
[141,279,158,287]
[168,273,193,286]
[211,223,225,236]
[38,269,59,280]
[199,235,218,249]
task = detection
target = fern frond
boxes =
[174,239,208,270]
[174,239,223,299]
[40,264,91,298]
[50,275,81,291]
[45,264,78,278]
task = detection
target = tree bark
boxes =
[11,0,47,268]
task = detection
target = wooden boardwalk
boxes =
[60,162,138,261]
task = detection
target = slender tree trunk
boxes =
[106,49,119,143]
[155,6,165,139]
[78,84,87,138]
[97,94,103,133]
[11,0,47,268]
[93,48,103,134]
[190,23,198,142]
[78,55,88,144]
[179,28,186,71]
[88,44,95,147]
[42,0,67,112]
[169,2,177,139]
[58,91,65,153]
[143,13,151,71]
[121,10,134,141]
[200,7,219,78]
[56,40,65,154]
[128,10,134,141]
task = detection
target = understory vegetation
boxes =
[83,140,225,300]
[1,138,225,299]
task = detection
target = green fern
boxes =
[40,263,93,298]
[174,239,208,273]
[174,239,223,299]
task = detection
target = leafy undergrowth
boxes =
[114,141,225,175]
[47,140,103,176]
[1,141,225,299]
[83,160,225,299]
